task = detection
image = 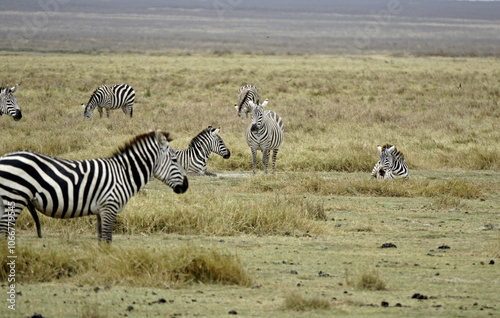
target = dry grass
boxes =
[0,52,499,318]
[0,242,253,288]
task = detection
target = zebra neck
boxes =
[190,142,212,159]
[113,150,154,193]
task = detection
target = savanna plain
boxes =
[0,52,499,318]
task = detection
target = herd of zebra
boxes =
[0,83,408,242]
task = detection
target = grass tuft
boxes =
[283,292,332,311]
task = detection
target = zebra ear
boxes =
[387,145,396,152]
[81,103,86,109]
[377,145,382,152]
[212,128,220,136]
[10,84,18,93]
[248,100,256,108]
[234,104,238,111]
[262,99,269,107]
[155,130,168,147]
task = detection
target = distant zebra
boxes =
[82,84,135,119]
[371,144,409,180]
[246,100,284,174]
[234,84,260,119]
[0,130,188,242]
[174,126,231,177]
[0,84,22,121]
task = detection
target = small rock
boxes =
[290,270,298,274]
[411,293,428,300]
[438,245,450,250]
[126,306,134,311]
[228,310,238,315]
[381,301,389,307]
[380,243,397,248]
[489,260,495,265]
[31,314,45,318]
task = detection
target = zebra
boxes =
[0,130,188,242]
[371,144,409,180]
[246,100,284,174]
[82,84,135,119]
[0,84,22,121]
[234,84,260,119]
[174,126,231,177]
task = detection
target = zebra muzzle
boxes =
[173,176,189,194]
[13,110,22,121]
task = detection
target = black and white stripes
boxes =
[246,100,284,174]
[0,84,22,121]
[174,126,231,176]
[0,130,188,242]
[82,84,136,119]
[234,84,260,119]
[371,144,409,180]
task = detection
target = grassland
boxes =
[0,52,499,318]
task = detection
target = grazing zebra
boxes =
[0,130,188,242]
[234,84,260,119]
[246,100,284,174]
[371,144,409,180]
[82,84,135,119]
[174,126,231,176]
[0,84,22,121]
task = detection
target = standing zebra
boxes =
[174,126,231,176]
[234,84,260,119]
[0,130,188,242]
[0,84,22,121]
[371,144,409,180]
[246,100,284,174]
[82,84,135,119]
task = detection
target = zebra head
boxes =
[207,126,231,159]
[0,85,22,121]
[249,99,269,133]
[81,103,93,119]
[377,144,396,168]
[153,130,189,194]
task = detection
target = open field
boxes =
[0,52,499,317]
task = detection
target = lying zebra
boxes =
[371,144,409,180]
[174,126,231,176]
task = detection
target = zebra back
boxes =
[372,144,409,179]
[235,84,260,119]
[82,84,135,119]
[174,126,231,176]
[0,84,22,121]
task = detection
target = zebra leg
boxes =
[98,107,104,118]
[98,211,117,243]
[251,148,258,174]
[106,107,111,118]
[27,202,42,238]
[271,149,279,173]
[262,149,271,174]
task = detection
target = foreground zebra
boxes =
[82,84,135,119]
[174,126,231,176]
[234,84,260,119]
[0,84,22,121]
[246,100,284,174]
[0,130,188,242]
[371,144,409,180]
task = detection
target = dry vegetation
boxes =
[0,52,499,317]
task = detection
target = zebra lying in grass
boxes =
[371,144,409,180]
[0,84,22,121]
[0,130,188,242]
[82,83,135,119]
[246,100,284,174]
[174,126,231,176]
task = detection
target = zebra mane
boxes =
[379,143,405,160]
[188,127,213,148]
[113,131,173,156]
